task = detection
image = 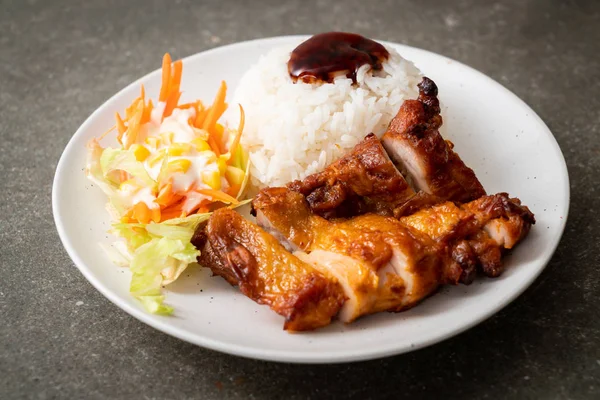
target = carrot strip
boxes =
[197,205,210,214]
[227,104,245,163]
[194,108,208,128]
[99,125,116,142]
[115,112,127,144]
[142,99,154,124]
[210,102,228,132]
[196,189,239,204]
[120,208,135,223]
[116,113,126,133]
[178,100,199,110]
[123,100,144,149]
[159,204,185,221]
[155,183,179,207]
[202,81,227,131]
[132,202,151,224]
[159,53,172,102]
[207,135,221,156]
[171,60,183,93]
[150,206,161,223]
[163,91,181,119]
[119,171,128,182]
[227,184,241,198]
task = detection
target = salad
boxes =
[86,54,249,314]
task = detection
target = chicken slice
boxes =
[288,133,415,218]
[381,77,486,202]
[399,193,535,280]
[398,200,478,283]
[295,250,379,322]
[191,208,345,331]
[253,187,443,322]
[460,193,535,250]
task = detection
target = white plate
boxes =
[53,36,569,363]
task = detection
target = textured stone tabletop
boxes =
[1,0,599,399]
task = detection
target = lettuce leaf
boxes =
[110,213,211,314]
[86,139,129,217]
[100,147,157,190]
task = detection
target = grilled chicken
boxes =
[191,208,345,331]
[288,133,415,218]
[381,77,486,203]
[461,194,535,250]
[400,193,535,280]
[252,187,443,322]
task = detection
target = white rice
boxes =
[229,43,423,189]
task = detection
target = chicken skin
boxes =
[252,187,443,322]
[381,77,486,203]
[288,133,414,218]
[400,193,535,280]
[192,208,345,331]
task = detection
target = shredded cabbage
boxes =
[108,213,211,314]
[100,147,157,192]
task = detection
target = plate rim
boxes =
[52,35,570,363]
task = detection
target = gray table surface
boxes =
[2,0,599,399]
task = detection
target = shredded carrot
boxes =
[207,135,221,156]
[171,60,183,92]
[155,183,183,207]
[163,91,181,119]
[194,108,208,128]
[202,81,227,131]
[197,204,210,214]
[142,99,154,124]
[196,189,239,204]
[119,171,129,182]
[155,183,172,205]
[120,208,135,223]
[98,125,116,141]
[115,113,127,144]
[178,100,199,110]
[150,207,161,223]
[159,204,186,221]
[122,99,144,149]
[227,104,245,164]
[159,53,172,102]
[227,185,241,198]
[162,60,183,118]
[132,202,152,224]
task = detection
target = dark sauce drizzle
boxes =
[288,32,390,84]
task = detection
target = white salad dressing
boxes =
[158,108,197,143]
[130,186,159,209]
[170,154,216,192]
[150,101,166,126]
[141,106,213,193]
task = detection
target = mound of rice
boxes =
[230,43,423,188]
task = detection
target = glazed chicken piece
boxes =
[460,193,535,277]
[381,77,486,203]
[400,193,535,279]
[461,194,535,250]
[191,208,345,331]
[252,187,443,322]
[288,133,415,218]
